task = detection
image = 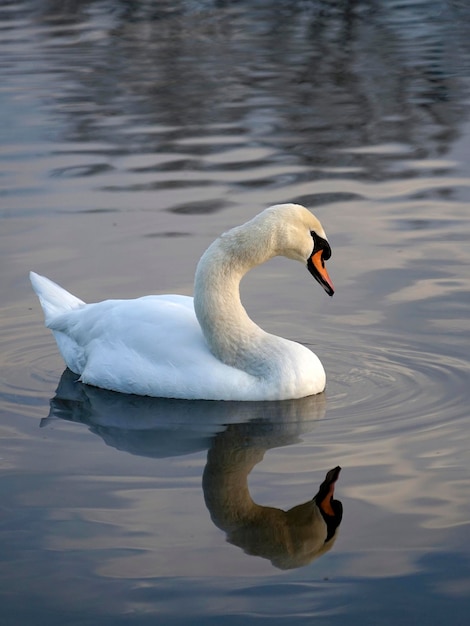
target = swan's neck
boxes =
[194,220,276,375]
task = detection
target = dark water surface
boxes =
[1,1,470,624]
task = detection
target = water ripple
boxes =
[3,304,467,437]
[0,307,61,417]
[321,337,469,437]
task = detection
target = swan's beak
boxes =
[307,249,334,296]
[315,465,341,517]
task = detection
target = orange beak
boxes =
[308,249,334,296]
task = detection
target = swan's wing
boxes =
[48,295,256,399]
[49,295,199,367]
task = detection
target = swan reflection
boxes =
[43,369,343,569]
[204,424,342,570]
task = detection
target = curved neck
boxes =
[194,220,276,373]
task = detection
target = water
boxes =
[1,1,470,624]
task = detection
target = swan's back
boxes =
[29,272,269,399]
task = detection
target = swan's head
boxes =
[263,203,335,297]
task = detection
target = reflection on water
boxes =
[204,430,342,570]
[44,369,327,455]
[44,369,341,571]
[2,0,470,624]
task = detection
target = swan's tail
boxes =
[29,271,85,326]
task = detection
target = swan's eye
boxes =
[311,231,331,261]
[310,231,317,250]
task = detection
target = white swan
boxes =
[30,203,334,401]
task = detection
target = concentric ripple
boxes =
[0,305,63,418]
[320,336,469,437]
[4,303,468,438]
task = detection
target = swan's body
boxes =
[30,203,334,401]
